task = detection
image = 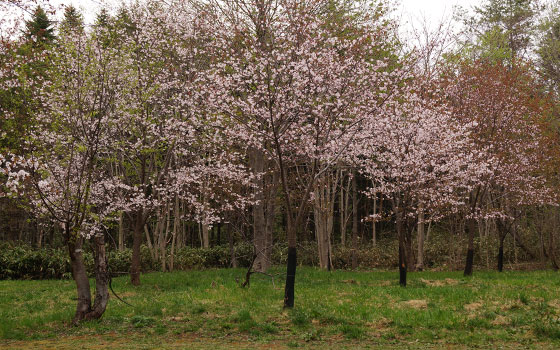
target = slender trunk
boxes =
[497,220,507,272]
[130,210,143,286]
[86,233,109,320]
[396,209,406,287]
[170,196,180,272]
[251,148,269,272]
[202,223,210,248]
[66,224,92,324]
[372,193,377,246]
[497,238,505,272]
[118,211,124,251]
[416,205,425,271]
[284,245,297,308]
[37,228,43,249]
[144,223,155,260]
[549,207,559,270]
[228,225,238,268]
[351,171,358,270]
[464,218,476,276]
[314,174,334,270]
[160,204,170,272]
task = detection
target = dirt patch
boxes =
[492,315,510,326]
[366,317,393,329]
[401,299,428,309]
[420,278,459,287]
[464,302,483,312]
[548,299,560,311]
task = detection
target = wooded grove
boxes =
[1,0,560,324]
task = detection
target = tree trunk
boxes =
[251,148,270,272]
[372,193,377,246]
[86,233,109,320]
[497,220,507,272]
[314,173,335,270]
[416,205,425,271]
[66,224,92,324]
[497,238,505,272]
[130,210,143,286]
[284,243,297,308]
[548,207,559,270]
[351,171,358,270]
[464,218,476,276]
[118,211,124,251]
[228,225,238,268]
[202,223,210,248]
[395,209,407,287]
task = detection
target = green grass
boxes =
[1,268,560,349]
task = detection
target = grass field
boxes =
[1,267,560,349]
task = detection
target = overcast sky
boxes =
[2,0,484,35]
[45,0,484,26]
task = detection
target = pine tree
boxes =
[24,6,55,46]
[60,5,84,34]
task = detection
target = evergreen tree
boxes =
[24,6,55,47]
[60,5,84,34]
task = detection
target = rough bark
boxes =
[86,234,109,320]
[66,224,92,324]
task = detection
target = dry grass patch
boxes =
[420,278,459,287]
[401,299,428,309]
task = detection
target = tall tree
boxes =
[24,6,55,47]
[207,0,399,307]
[460,0,542,64]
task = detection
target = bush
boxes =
[0,238,437,280]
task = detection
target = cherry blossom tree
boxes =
[443,61,552,275]
[353,89,488,285]
[1,22,131,323]
[95,1,254,284]
[205,0,401,307]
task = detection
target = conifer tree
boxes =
[24,6,55,47]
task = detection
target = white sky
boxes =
[49,0,485,26]
[2,0,483,35]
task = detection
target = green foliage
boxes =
[24,6,56,46]
[0,237,468,280]
[60,5,84,34]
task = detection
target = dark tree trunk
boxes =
[464,218,476,276]
[497,242,504,272]
[130,211,143,286]
[86,234,109,320]
[284,246,296,308]
[496,219,508,272]
[66,224,92,325]
[399,245,407,287]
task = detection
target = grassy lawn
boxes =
[1,267,560,349]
